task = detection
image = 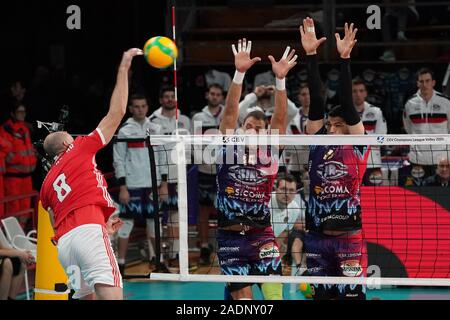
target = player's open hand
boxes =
[106,217,124,235]
[232,38,261,73]
[335,22,358,59]
[268,46,298,80]
[299,17,327,55]
[119,48,144,71]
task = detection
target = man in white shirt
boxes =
[149,86,191,264]
[352,78,387,185]
[113,93,166,275]
[269,175,306,271]
[286,83,310,184]
[238,77,298,126]
[402,68,450,184]
[191,84,225,265]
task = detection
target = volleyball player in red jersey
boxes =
[40,48,143,300]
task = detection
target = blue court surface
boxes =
[123,281,450,300]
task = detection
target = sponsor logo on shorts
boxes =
[222,258,241,266]
[218,246,240,253]
[259,244,280,259]
[341,260,363,277]
[307,267,323,273]
[338,252,362,258]
[305,253,322,258]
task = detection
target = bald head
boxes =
[43,132,74,158]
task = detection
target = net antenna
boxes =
[172,3,179,135]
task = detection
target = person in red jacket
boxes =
[0,103,37,218]
[0,136,12,218]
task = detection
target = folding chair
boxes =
[1,217,37,258]
[0,226,32,300]
[1,217,38,300]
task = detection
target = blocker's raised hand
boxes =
[299,17,327,55]
[232,38,261,73]
[335,22,358,59]
[268,46,298,80]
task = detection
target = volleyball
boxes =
[143,36,178,69]
[299,283,313,299]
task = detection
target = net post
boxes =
[146,135,163,272]
[175,136,189,278]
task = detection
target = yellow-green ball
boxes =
[299,283,313,299]
[143,36,178,69]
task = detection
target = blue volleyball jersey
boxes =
[308,128,370,232]
[215,145,279,228]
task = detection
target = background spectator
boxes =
[0,246,34,300]
[424,157,450,187]
[0,103,37,224]
[401,68,450,185]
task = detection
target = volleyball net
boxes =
[139,133,450,287]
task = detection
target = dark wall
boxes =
[0,0,166,124]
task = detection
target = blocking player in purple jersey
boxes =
[216,38,297,300]
[300,18,370,300]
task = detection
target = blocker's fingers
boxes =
[282,46,290,60]
[287,48,296,61]
[242,38,247,52]
[238,39,242,52]
[232,44,238,55]
[288,55,298,65]
[246,40,252,53]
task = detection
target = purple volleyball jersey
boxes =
[215,145,279,228]
[308,130,370,232]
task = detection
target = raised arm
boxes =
[98,48,143,144]
[269,46,298,134]
[219,39,261,134]
[335,23,365,135]
[300,18,327,135]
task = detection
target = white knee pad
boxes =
[146,218,162,238]
[117,219,134,239]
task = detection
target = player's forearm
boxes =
[220,79,242,134]
[340,58,360,126]
[108,67,129,120]
[238,93,258,123]
[0,248,22,258]
[306,55,324,121]
[271,83,288,134]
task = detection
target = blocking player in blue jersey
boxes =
[215,38,297,300]
[300,18,370,300]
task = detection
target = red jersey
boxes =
[40,129,116,237]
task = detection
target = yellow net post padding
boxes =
[34,202,68,300]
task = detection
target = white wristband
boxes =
[233,71,245,85]
[276,77,286,91]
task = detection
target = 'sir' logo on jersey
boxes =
[317,161,348,181]
[228,166,267,186]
